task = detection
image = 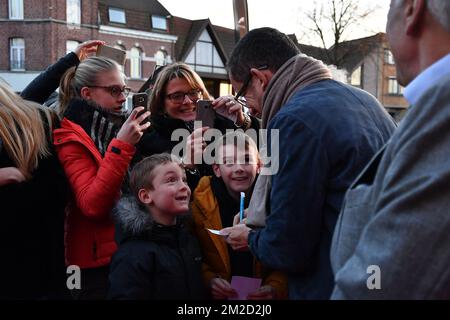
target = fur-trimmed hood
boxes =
[114,195,189,244]
[114,196,156,241]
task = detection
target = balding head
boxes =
[427,0,450,32]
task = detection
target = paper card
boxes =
[206,228,228,237]
[230,276,262,300]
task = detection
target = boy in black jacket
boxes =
[108,153,204,299]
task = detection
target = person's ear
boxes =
[80,86,92,100]
[405,0,426,36]
[212,164,221,178]
[250,68,272,91]
[138,188,153,205]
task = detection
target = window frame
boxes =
[108,7,126,24]
[9,0,24,20]
[350,65,363,87]
[66,0,81,24]
[10,37,25,71]
[186,30,227,75]
[130,47,142,79]
[151,15,167,31]
[384,49,395,65]
[388,77,404,96]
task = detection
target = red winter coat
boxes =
[54,118,135,268]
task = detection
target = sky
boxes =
[159,0,391,46]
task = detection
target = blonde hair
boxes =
[0,82,54,180]
[149,62,211,115]
[58,56,123,115]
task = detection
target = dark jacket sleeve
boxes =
[248,113,328,273]
[21,52,79,104]
[108,243,154,300]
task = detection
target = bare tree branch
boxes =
[299,0,378,66]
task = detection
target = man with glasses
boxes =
[221,27,397,299]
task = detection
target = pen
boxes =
[239,192,245,223]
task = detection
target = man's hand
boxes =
[247,285,276,300]
[233,208,248,226]
[221,224,251,251]
[210,277,237,300]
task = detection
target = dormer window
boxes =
[151,15,167,30]
[109,7,126,24]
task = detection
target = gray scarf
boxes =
[246,54,332,228]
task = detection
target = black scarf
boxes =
[150,113,194,135]
[64,99,126,156]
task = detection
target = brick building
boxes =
[0,0,236,99]
[290,33,409,121]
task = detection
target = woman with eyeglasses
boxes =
[137,62,260,191]
[53,56,150,299]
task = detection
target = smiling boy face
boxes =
[212,144,260,200]
[139,162,191,218]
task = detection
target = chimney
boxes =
[233,0,249,42]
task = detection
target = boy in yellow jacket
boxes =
[191,131,287,299]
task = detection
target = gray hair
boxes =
[427,0,450,32]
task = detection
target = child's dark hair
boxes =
[130,153,184,202]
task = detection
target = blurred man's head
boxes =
[386,0,450,86]
[227,28,299,118]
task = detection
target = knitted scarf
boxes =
[246,54,332,228]
[63,98,126,156]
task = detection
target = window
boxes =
[388,77,404,95]
[109,8,126,24]
[350,65,362,87]
[151,15,167,30]
[185,30,227,74]
[10,38,25,70]
[155,49,167,66]
[220,82,233,96]
[67,0,81,24]
[384,49,395,64]
[66,40,80,54]
[9,0,24,19]
[130,47,142,78]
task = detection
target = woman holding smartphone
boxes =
[136,62,259,191]
[53,56,150,300]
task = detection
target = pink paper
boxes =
[230,276,262,300]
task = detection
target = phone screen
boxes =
[196,100,216,128]
[96,45,126,66]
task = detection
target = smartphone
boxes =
[132,93,150,125]
[96,45,126,66]
[196,99,216,128]
[197,99,238,124]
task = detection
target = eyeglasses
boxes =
[234,65,269,102]
[166,89,202,104]
[89,85,131,98]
